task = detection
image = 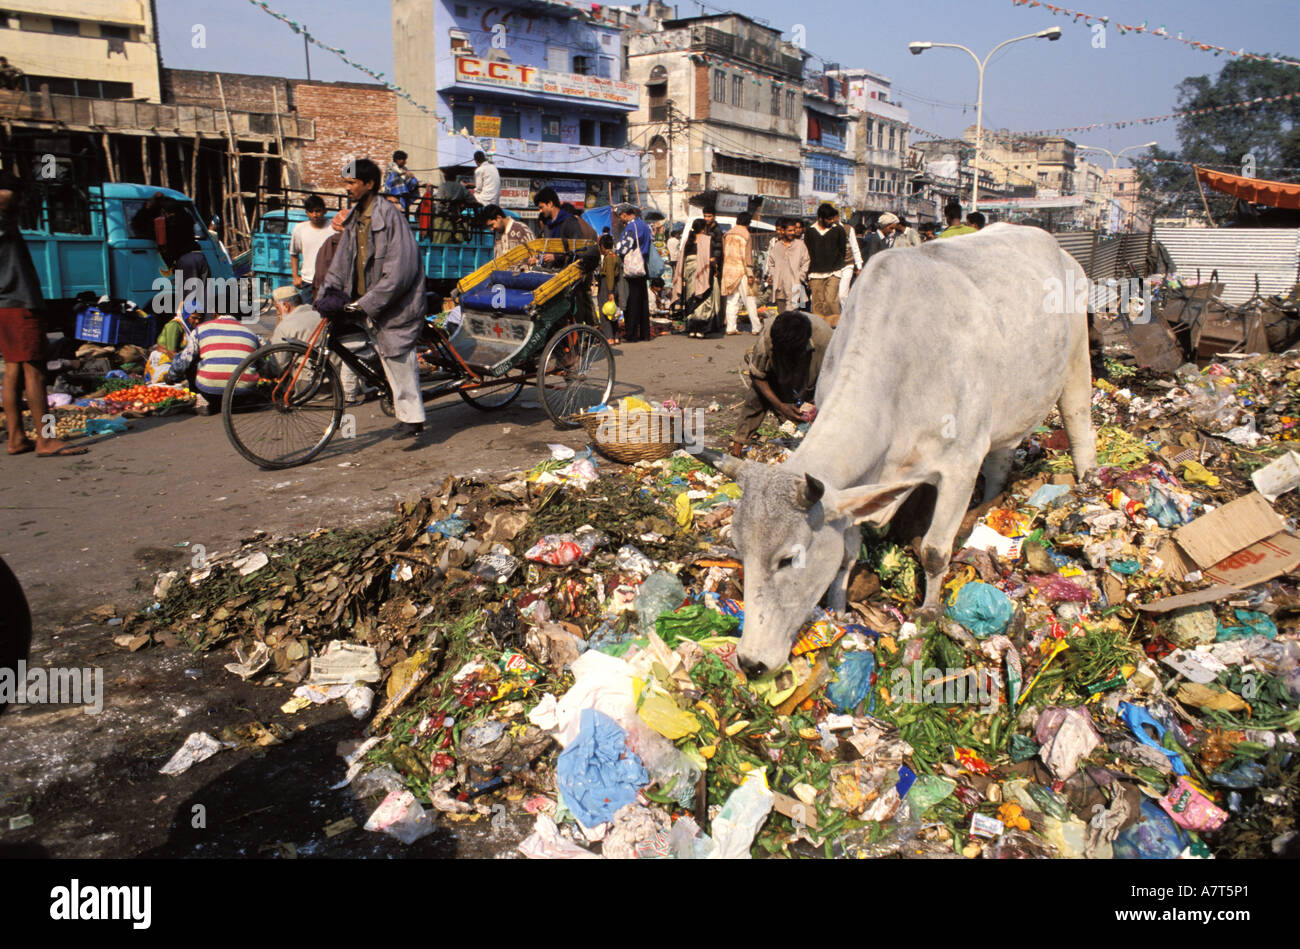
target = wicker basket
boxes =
[570,409,683,464]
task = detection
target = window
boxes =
[888,127,895,152]
[579,119,596,146]
[573,56,591,76]
[21,74,132,98]
[876,125,883,149]
[452,105,474,133]
[731,75,743,108]
[771,83,780,115]
[597,56,613,78]
[713,71,725,103]
[454,4,468,16]
[52,18,80,36]
[499,110,520,139]
[542,114,562,143]
[546,46,568,72]
[449,30,470,53]
[600,122,625,147]
[101,23,131,40]
[785,91,794,119]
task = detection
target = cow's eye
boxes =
[777,555,795,570]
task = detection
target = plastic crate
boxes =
[75,306,161,348]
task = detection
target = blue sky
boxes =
[158,0,1298,162]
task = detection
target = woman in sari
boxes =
[672,219,722,338]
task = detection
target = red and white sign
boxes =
[454,57,638,107]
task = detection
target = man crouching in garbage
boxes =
[318,158,427,441]
[729,311,833,458]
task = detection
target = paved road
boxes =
[4,332,753,629]
[0,330,758,858]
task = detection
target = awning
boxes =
[1196,166,1300,210]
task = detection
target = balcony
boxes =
[440,135,643,178]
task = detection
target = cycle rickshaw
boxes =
[222,238,614,469]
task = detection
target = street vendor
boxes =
[729,310,833,458]
[146,301,203,385]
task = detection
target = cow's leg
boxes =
[979,447,1015,503]
[915,467,981,618]
[1059,321,1098,478]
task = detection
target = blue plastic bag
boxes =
[426,517,470,538]
[556,708,648,828]
[1216,609,1276,641]
[1026,483,1071,509]
[84,417,128,436]
[1145,485,1187,528]
[826,651,876,713]
[946,581,1013,638]
[1119,702,1189,776]
[1113,799,1190,859]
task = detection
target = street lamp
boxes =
[1078,142,1155,231]
[908,27,1060,213]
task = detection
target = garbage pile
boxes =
[129,355,1300,858]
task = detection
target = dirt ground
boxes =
[0,330,757,859]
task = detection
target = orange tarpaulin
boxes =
[1196,166,1300,210]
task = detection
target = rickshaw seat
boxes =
[460,286,535,314]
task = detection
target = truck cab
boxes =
[21,182,235,335]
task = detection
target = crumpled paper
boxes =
[1035,706,1101,780]
[159,731,235,776]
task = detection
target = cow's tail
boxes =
[1056,255,1098,478]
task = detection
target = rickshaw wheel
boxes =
[536,324,615,427]
[459,381,525,411]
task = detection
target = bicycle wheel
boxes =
[223,341,344,469]
[459,380,524,411]
[536,323,615,427]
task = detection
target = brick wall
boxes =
[693,63,710,120]
[163,69,400,193]
[291,82,398,192]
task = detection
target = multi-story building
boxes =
[394,0,643,216]
[831,68,911,215]
[909,138,1002,218]
[975,128,1076,195]
[800,70,854,214]
[1106,166,1143,231]
[1074,157,1109,230]
[0,1,162,103]
[625,13,805,223]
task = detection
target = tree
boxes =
[1133,55,1300,222]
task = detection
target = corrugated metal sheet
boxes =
[1154,227,1300,304]
[1056,231,1096,275]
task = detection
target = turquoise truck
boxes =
[20,182,237,341]
[249,188,505,302]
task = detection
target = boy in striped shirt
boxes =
[187,316,261,414]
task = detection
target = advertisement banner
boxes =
[454,57,638,107]
[499,177,532,209]
[473,115,501,138]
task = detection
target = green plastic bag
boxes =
[905,775,956,814]
[655,604,740,647]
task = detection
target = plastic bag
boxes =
[1119,702,1189,776]
[905,774,956,814]
[614,545,656,578]
[826,651,876,713]
[1033,574,1093,604]
[427,517,470,538]
[655,603,739,646]
[709,769,774,859]
[1145,485,1187,528]
[1216,609,1277,641]
[946,581,1014,637]
[525,527,607,566]
[555,708,649,829]
[633,571,686,637]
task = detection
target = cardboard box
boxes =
[1172,492,1284,569]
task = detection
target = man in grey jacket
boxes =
[324,158,427,439]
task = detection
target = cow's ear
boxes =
[822,481,917,526]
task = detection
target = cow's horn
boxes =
[797,473,826,510]
[695,447,744,479]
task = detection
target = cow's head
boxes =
[702,451,916,676]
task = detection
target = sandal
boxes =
[36,443,89,457]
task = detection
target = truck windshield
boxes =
[121,199,207,241]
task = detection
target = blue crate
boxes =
[75,306,161,348]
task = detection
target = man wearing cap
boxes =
[269,286,367,405]
[615,203,653,342]
[878,212,921,249]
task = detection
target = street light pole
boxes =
[909,28,1060,213]
[1078,142,1155,231]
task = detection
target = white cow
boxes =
[706,223,1097,675]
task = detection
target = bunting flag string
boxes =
[1010,0,1300,69]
